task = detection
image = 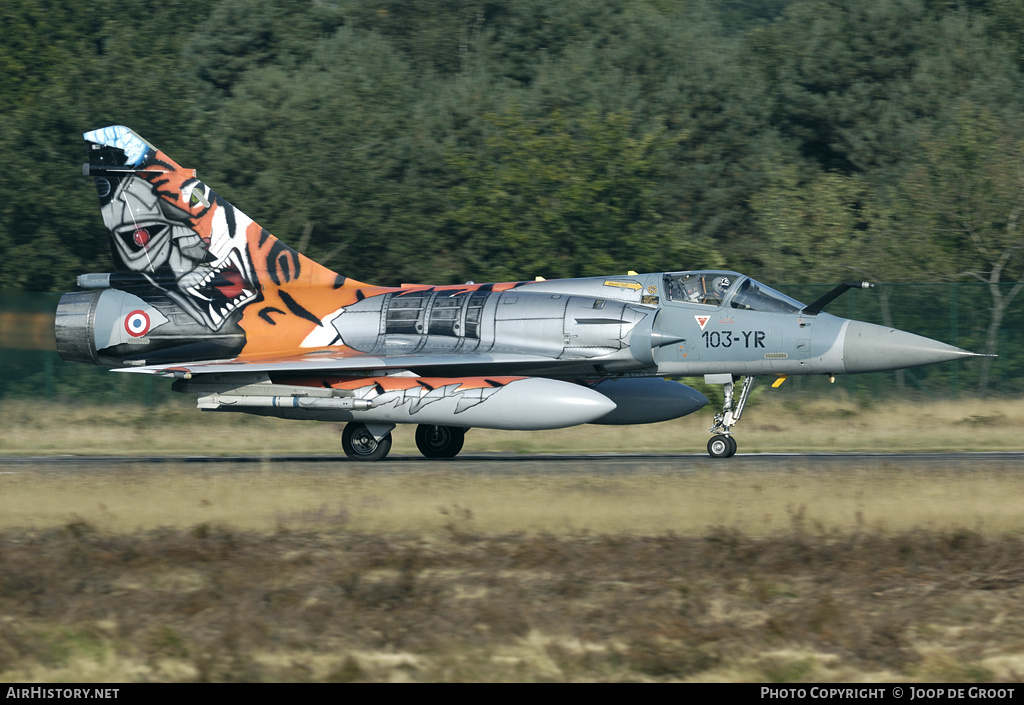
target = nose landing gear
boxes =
[705,374,754,458]
[707,434,737,458]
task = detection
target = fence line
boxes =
[1,284,1021,403]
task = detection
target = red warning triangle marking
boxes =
[694,315,711,330]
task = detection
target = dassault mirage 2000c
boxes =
[56,126,984,459]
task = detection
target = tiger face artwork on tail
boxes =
[82,127,527,363]
[84,126,370,359]
[86,126,260,332]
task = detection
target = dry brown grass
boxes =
[1,520,1023,682]
[2,397,1023,682]
[2,462,1024,536]
[0,459,1023,681]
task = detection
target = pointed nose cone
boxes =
[843,321,984,374]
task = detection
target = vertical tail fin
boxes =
[83,125,350,334]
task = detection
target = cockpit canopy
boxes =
[662,271,735,306]
[662,271,804,313]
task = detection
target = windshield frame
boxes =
[728,278,805,313]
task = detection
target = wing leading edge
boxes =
[112,350,597,379]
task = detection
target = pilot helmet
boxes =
[712,276,731,294]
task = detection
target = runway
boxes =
[2,450,1022,472]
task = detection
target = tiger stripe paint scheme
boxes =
[56,126,982,459]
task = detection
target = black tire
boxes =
[342,422,393,462]
[725,435,738,457]
[707,435,733,458]
[415,424,466,459]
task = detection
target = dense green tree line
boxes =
[1,0,1022,387]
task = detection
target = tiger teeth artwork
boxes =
[56,126,984,459]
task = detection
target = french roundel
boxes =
[124,310,151,337]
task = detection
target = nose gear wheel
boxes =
[707,434,737,458]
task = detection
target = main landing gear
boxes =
[342,422,394,461]
[705,374,755,458]
[341,422,467,461]
[415,424,466,459]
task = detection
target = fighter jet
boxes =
[55,126,984,459]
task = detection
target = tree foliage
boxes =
[446,108,723,281]
[899,103,1024,387]
[2,0,1023,377]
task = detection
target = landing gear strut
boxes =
[415,424,466,459]
[705,375,755,458]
